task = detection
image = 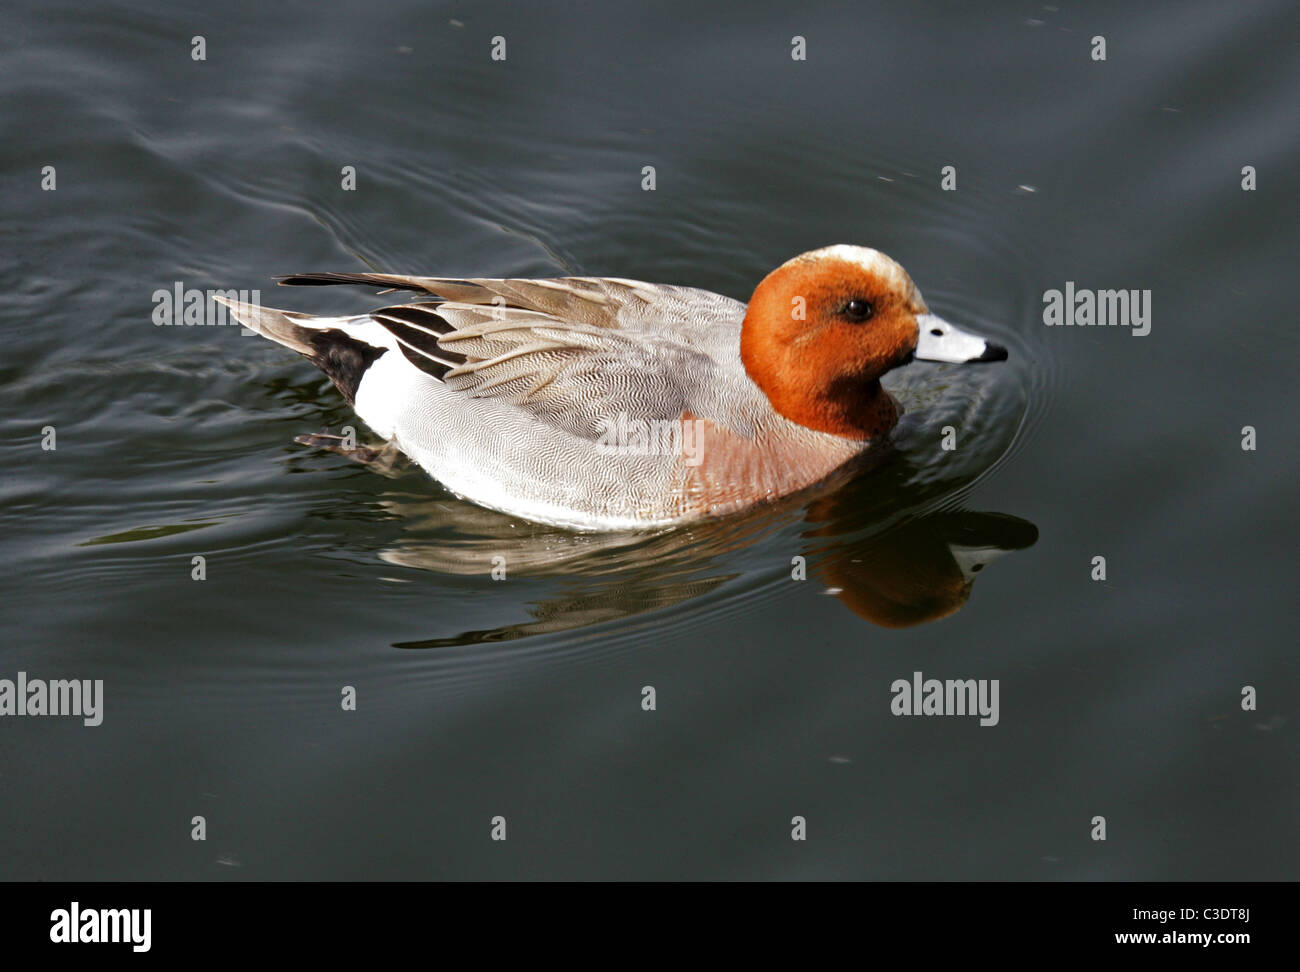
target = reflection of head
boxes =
[822,526,972,628]
[816,512,1038,629]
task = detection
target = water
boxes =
[1,0,1296,879]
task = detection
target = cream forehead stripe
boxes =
[781,245,914,292]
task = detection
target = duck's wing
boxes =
[281,274,747,440]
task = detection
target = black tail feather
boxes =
[276,272,473,294]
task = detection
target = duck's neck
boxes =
[765,375,900,441]
[822,377,901,440]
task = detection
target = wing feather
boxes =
[302,275,743,440]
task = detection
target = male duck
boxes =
[217,245,1006,529]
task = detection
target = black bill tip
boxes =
[975,342,1009,362]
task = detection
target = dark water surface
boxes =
[1,0,1296,879]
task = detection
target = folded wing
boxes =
[282,274,733,441]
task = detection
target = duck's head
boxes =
[740,244,1007,439]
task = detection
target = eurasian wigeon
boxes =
[217,245,1007,530]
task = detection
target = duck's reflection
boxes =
[363,450,1036,646]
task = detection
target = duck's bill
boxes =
[914,314,1008,363]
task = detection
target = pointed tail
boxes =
[213,295,319,356]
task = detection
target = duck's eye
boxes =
[842,298,874,322]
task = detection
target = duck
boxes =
[216,245,1007,530]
